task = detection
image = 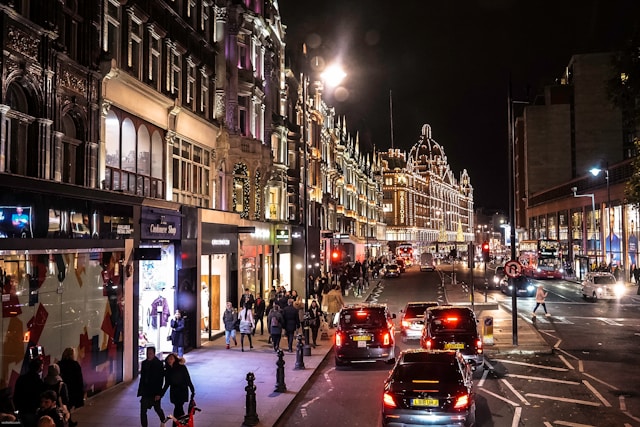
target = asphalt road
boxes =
[276,263,640,427]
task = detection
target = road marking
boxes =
[553,338,562,349]
[511,406,522,427]
[493,359,569,371]
[500,379,530,405]
[582,380,611,407]
[525,393,601,407]
[620,395,627,411]
[553,422,596,427]
[578,359,584,372]
[558,354,574,370]
[477,366,489,388]
[478,387,520,407]
[543,422,553,427]
[582,371,619,390]
[598,317,623,326]
[555,347,579,360]
[505,374,580,385]
[550,316,574,324]
[624,411,640,422]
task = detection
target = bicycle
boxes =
[167,398,200,427]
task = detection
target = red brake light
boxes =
[445,316,459,323]
[453,394,470,409]
[335,332,343,347]
[401,320,410,328]
[382,332,390,346]
[356,311,368,317]
[423,339,432,350]
[383,392,397,408]
[476,339,483,352]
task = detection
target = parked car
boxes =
[581,272,625,301]
[384,264,401,278]
[382,349,476,427]
[399,301,440,342]
[334,303,396,366]
[499,275,536,297]
[420,306,484,370]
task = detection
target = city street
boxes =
[277,264,640,426]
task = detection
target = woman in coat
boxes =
[238,302,255,351]
[307,300,324,347]
[170,310,186,357]
[162,353,195,425]
[267,304,285,352]
[325,285,345,327]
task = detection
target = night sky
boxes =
[277,0,640,211]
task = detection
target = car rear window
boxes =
[431,315,476,333]
[341,310,386,328]
[395,362,462,382]
[405,305,436,318]
[593,275,616,284]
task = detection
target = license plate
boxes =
[353,335,371,341]
[444,342,465,350]
[357,340,367,348]
[412,398,439,407]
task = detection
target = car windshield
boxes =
[431,315,475,333]
[394,362,462,383]
[593,275,617,285]
[340,310,386,328]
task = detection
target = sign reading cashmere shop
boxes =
[141,207,182,240]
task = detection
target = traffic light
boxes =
[331,249,340,263]
[482,242,490,262]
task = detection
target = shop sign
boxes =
[141,209,181,240]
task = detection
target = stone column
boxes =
[38,118,54,180]
[0,105,9,172]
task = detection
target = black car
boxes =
[399,301,440,342]
[500,275,536,297]
[334,303,396,366]
[382,349,476,427]
[420,306,484,370]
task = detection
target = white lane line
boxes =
[500,379,530,405]
[582,371,620,390]
[553,422,596,427]
[525,393,601,407]
[477,366,489,388]
[493,359,569,371]
[505,373,580,385]
[301,396,321,409]
[582,380,611,407]
[478,387,520,407]
[598,317,623,326]
[511,406,522,427]
[558,354,575,370]
[620,395,627,411]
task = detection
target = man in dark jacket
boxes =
[137,346,167,427]
[253,297,266,335]
[13,357,45,427]
[170,310,185,357]
[282,298,300,352]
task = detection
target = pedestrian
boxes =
[57,347,84,420]
[0,379,16,422]
[42,364,70,426]
[326,284,345,327]
[532,285,550,317]
[222,301,238,349]
[253,296,266,335]
[240,288,255,310]
[238,302,255,351]
[37,415,55,427]
[137,346,167,427]
[307,300,323,347]
[169,310,186,357]
[162,353,195,426]
[267,304,285,352]
[13,358,45,427]
[282,298,300,352]
[36,391,66,427]
[291,290,305,329]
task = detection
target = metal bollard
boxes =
[295,334,305,369]
[242,372,259,426]
[274,349,287,392]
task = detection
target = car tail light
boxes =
[476,338,483,354]
[401,320,410,328]
[383,392,397,408]
[453,394,469,409]
[423,339,432,350]
[335,332,344,347]
[381,332,390,346]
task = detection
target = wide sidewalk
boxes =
[72,277,551,427]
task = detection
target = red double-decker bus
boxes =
[518,239,564,279]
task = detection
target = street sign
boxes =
[504,260,522,278]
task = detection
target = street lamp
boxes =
[572,187,597,271]
[590,164,610,265]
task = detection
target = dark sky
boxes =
[277,0,640,211]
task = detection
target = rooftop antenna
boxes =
[389,90,395,149]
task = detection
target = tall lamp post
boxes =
[590,164,610,265]
[572,187,596,275]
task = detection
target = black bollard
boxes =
[295,334,305,370]
[242,372,259,426]
[302,315,312,356]
[274,349,287,392]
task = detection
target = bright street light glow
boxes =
[321,64,346,87]
[590,167,602,176]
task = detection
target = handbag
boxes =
[167,334,172,341]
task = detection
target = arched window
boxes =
[105,110,120,168]
[137,126,150,176]
[4,82,36,176]
[233,163,249,218]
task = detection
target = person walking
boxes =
[162,353,194,426]
[282,298,300,352]
[325,285,345,327]
[36,391,66,427]
[57,347,84,422]
[13,358,45,427]
[42,364,70,426]
[307,300,323,347]
[222,302,238,349]
[532,285,550,317]
[253,296,266,335]
[137,346,167,427]
[267,305,285,352]
[240,288,255,310]
[238,303,255,351]
[169,310,186,357]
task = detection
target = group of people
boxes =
[9,347,84,427]
[137,346,195,427]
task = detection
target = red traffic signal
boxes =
[481,242,490,262]
[482,242,489,251]
[332,250,340,260]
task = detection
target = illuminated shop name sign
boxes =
[211,239,231,246]
[275,229,289,240]
[149,223,177,235]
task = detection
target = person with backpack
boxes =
[267,305,285,352]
